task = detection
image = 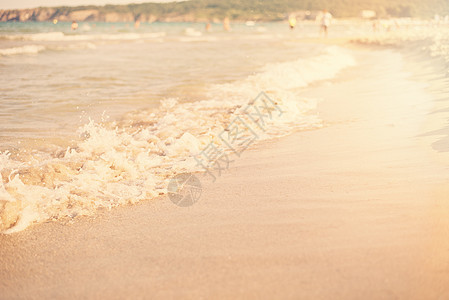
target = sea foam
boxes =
[0,46,356,233]
[0,31,166,42]
[0,45,45,56]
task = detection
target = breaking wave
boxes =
[0,45,45,56]
[0,46,356,233]
[0,31,166,42]
[0,43,98,56]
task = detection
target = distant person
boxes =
[319,10,332,37]
[205,22,211,32]
[134,20,140,29]
[223,17,230,31]
[71,21,78,31]
[372,19,380,32]
[288,15,297,30]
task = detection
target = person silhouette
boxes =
[288,15,297,30]
[319,10,332,37]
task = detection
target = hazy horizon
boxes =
[0,0,185,10]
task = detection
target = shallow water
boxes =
[0,22,334,145]
[0,20,448,232]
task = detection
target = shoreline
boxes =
[1,44,449,298]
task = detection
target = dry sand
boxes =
[0,47,448,299]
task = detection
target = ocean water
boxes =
[0,20,447,233]
[352,21,449,155]
[0,22,360,144]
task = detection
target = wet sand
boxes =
[1,47,448,299]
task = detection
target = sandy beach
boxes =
[1,43,448,299]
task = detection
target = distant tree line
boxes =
[2,0,448,22]
[65,0,449,18]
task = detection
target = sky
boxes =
[0,0,182,10]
